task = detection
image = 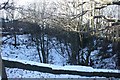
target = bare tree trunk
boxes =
[117,42,120,69]
[14,33,17,47]
[46,35,49,63]
[113,40,120,69]
[70,33,80,65]
[41,24,46,63]
[41,33,46,63]
[36,37,42,63]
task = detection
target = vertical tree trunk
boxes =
[85,50,91,66]
[46,36,49,63]
[113,40,120,69]
[14,34,17,47]
[40,29,46,63]
[117,42,120,69]
[36,37,42,63]
[70,33,80,65]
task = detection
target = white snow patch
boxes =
[91,50,99,56]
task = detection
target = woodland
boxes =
[0,0,120,79]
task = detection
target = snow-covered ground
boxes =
[1,34,118,79]
[5,68,108,79]
[2,57,119,79]
[1,35,68,66]
[2,35,116,68]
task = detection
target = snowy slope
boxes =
[2,35,117,69]
[2,35,68,66]
[1,34,118,79]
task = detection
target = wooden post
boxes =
[0,18,8,80]
[0,56,8,80]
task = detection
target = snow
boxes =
[94,0,115,4]
[2,56,52,68]
[1,35,118,78]
[5,68,106,78]
[2,34,117,69]
[91,50,99,56]
[107,49,112,52]
[2,57,120,73]
[102,5,119,19]
[108,44,112,48]
[47,65,119,73]
[51,65,94,72]
[1,35,68,66]
[48,48,67,66]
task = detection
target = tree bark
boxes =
[117,42,120,69]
